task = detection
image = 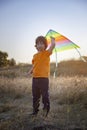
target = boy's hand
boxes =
[27,71,32,76]
[27,67,33,76]
[48,37,55,53]
[24,71,32,78]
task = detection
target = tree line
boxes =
[0,50,16,67]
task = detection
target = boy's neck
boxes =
[37,49,45,52]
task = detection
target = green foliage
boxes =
[9,58,16,66]
[0,51,8,67]
[0,50,16,67]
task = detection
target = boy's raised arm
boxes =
[48,37,55,53]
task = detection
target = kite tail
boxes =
[53,48,58,78]
[75,48,87,62]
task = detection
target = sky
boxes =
[0,0,87,64]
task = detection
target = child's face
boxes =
[35,41,45,51]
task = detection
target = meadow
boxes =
[0,59,87,130]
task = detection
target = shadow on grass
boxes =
[32,126,46,130]
[32,125,86,130]
[32,125,62,130]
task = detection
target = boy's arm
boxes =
[28,65,33,75]
[48,37,55,53]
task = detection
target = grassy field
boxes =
[0,59,87,130]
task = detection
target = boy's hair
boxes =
[35,36,48,49]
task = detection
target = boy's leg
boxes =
[40,78,50,116]
[32,78,41,115]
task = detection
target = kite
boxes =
[45,29,83,77]
[45,29,80,52]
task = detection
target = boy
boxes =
[28,36,55,117]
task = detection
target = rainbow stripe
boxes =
[45,29,80,52]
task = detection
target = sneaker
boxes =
[43,108,49,117]
[30,111,38,116]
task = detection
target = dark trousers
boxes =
[32,78,50,113]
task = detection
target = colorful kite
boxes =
[45,29,81,77]
[45,29,80,52]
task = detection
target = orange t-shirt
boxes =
[32,50,52,78]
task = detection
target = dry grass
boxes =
[0,59,87,130]
[53,59,87,76]
[0,76,87,130]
